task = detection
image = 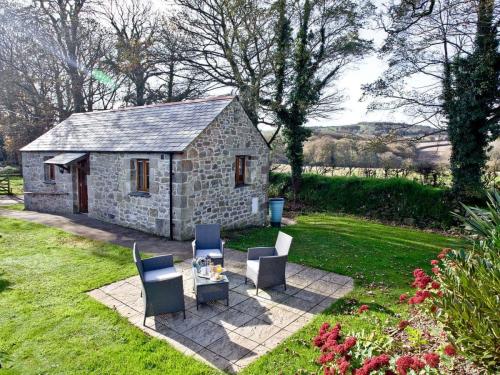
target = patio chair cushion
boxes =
[195,249,223,259]
[246,260,260,274]
[144,267,180,282]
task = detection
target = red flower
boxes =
[399,293,408,302]
[355,354,391,375]
[411,269,432,289]
[444,344,456,356]
[437,290,443,297]
[395,356,425,375]
[431,281,440,289]
[409,289,432,305]
[430,259,439,265]
[423,352,440,368]
[344,336,357,350]
[358,305,369,314]
[398,320,410,330]
[430,305,437,313]
[337,357,350,375]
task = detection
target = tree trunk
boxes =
[283,119,307,199]
[70,67,85,113]
[135,76,146,106]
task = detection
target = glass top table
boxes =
[192,267,229,309]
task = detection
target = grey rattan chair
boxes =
[133,243,185,325]
[192,224,224,266]
[245,231,293,295]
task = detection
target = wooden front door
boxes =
[77,158,89,213]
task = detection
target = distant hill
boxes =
[310,122,447,141]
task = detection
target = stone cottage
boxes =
[20,96,270,240]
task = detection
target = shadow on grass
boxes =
[0,273,12,294]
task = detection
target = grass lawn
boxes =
[0,203,24,211]
[225,214,465,374]
[0,218,216,374]
[0,213,465,374]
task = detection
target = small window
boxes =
[43,158,55,182]
[235,156,246,187]
[135,159,150,192]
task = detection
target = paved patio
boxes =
[89,249,353,373]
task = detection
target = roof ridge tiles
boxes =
[73,95,236,116]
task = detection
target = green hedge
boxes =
[270,172,456,228]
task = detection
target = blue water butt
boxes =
[269,198,285,227]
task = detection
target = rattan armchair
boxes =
[245,231,293,295]
[133,243,185,325]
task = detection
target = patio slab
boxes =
[88,249,353,373]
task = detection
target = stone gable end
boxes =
[176,99,269,239]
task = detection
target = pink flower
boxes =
[432,267,440,275]
[430,259,439,265]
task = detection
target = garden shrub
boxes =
[430,191,500,371]
[270,172,455,228]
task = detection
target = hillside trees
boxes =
[365,0,499,199]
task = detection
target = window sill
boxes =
[43,181,56,185]
[235,184,250,189]
[129,191,151,198]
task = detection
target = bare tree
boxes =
[155,21,211,102]
[175,0,275,127]
[103,0,163,106]
[34,0,92,113]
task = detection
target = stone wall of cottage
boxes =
[175,100,269,239]
[22,152,75,213]
[87,152,176,237]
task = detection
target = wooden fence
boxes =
[0,176,12,195]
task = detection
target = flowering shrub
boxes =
[403,191,500,371]
[312,322,441,374]
[312,192,499,374]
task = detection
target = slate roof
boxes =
[21,96,235,153]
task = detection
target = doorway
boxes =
[77,158,89,213]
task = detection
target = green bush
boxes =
[270,172,455,228]
[434,191,500,371]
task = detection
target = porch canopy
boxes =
[44,152,87,171]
